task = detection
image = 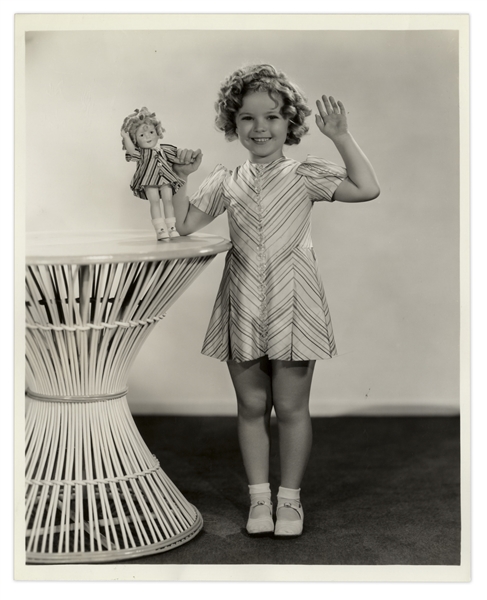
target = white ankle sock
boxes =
[278,486,300,501]
[165,217,177,229]
[249,483,271,496]
[152,218,166,231]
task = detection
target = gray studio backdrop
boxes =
[25,27,460,416]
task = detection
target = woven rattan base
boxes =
[24,235,232,563]
[26,505,203,564]
[25,395,204,563]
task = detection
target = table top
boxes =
[26,230,232,265]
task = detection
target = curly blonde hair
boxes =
[215,64,312,145]
[122,107,165,146]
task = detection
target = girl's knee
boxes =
[237,393,272,420]
[273,397,310,423]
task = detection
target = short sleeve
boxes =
[190,165,229,217]
[125,148,141,163]
[160,144,178,164]
[296,155,347,202]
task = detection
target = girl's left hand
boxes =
[315,95,349,140]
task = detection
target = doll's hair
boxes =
[122,107,165,146]
[215,64,312,145]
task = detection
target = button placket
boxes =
[254,170,268,345]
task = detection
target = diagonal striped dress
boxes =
[190,156,347,362]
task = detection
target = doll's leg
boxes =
[160,185,179,237]
[145,187,169,240]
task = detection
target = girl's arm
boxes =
[316,95,380,203]
[171,149,215,235]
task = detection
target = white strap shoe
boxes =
[274,498,303,537]
[156,228,170,241]
[246,498,274,535]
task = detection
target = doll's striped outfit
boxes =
[125,144,185,199]
[190,156,347,363]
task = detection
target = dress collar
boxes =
[245,156,288,173]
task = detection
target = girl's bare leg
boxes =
[227,356,273,485]
[271,359,315,533]
[272,360,315,490]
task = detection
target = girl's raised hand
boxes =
[315,95,349,140]
[173,148,203,178]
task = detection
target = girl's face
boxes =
[235,91,289,163]
[136,123,158,149]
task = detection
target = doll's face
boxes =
[135,123,159,149]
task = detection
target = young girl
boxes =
[121,107,186,240]
[172,64,379,537]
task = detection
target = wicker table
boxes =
[24,230,231,564]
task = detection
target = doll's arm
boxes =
[121,128,137,156]
[160,144,179,163]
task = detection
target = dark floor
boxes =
[127,416,461,565]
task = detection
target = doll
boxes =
[121,107,185,240]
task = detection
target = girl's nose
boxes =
[253,119,267,132]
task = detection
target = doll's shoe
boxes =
[168,226,180,238]
[156,229,170,241]
[246,499,274,535]
[274,499,303,537]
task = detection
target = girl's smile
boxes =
[235,92,289,163]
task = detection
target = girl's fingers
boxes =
[319,95,344,114]
[316,99,327,119]
[321,95,334,114]
[329,96,340,113]
[177,148,193,163]
[315,114,324,130]
[176,148,202,165]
